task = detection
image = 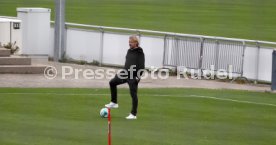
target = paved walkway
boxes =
[0,61,272,92]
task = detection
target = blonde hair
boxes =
[129,35,140,46]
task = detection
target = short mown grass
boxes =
[0,88,275,145]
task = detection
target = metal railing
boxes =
[163,36,245,74]
[57,22,276,75]
[52,21,276,82]
[62,22,276,44]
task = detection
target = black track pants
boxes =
[109,75,139,116]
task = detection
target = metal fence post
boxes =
[199,37,204,70]
[272,50,276,91]
[255,42,260,84]
[137,30,142,49]
[99,27,104,66]
[162,35,167,66]
[54,0,66,61]
[241,41,246,77]
[136,30,141,39]
[63,24,67,58]
[215,40,220,71]
[175,36,180,66]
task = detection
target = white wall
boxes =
[243,46,273,82]
[66,28,101,62]
[49,27,55,57]
[243,46,258,80]
[48,25,276,83]
[62,31,165,68]
[102,32,129,66]
[140,36,164,67]
[0,23,10,44]
[258,48,273,82]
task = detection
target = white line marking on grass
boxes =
[0,92,275,107]
[189,94,276,107]
[0,93,111,96]
[0,92,172,97]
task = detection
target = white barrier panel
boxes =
[258,48,273,82]
[243,46,258,80]
[0,22,11,45]
[243,46,273,82]
[66,28,101,62]
[202,40,217,70]
[102,32,129,66]
[163,37,174,66]
[49,27,55,57]
[140,36,164,68]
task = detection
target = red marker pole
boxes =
[108,108,111,145]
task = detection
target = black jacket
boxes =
[121,47,145,79]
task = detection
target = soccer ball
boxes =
[100,108,109,118]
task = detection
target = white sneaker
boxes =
[126,113,137,120]
[105,102,119,109]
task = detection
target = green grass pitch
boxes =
[0,0,275,42]
[0,88,275,145]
